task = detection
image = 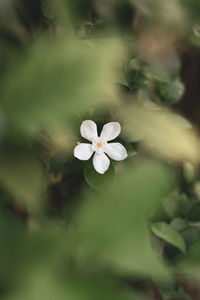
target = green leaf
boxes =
[2,38,123,135]
[178,239,200,278]
[151,222,186,253]
[128,58,141,71]
[126,69,137,89]
[7,265,144,300]
[162,190,190,219]
[72,161,174,278]
[187,202,200,222]
[83,159,115,191]
[181,227,200,248]
[158,79,185,105]
[143,66,169,82]
[170,218,188,231]
[61,273,143,300]
[0,148,44,210]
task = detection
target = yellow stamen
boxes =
[96,142,102,148]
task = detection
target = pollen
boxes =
[96,142,102,148]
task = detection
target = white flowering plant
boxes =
[0,0,200,300]
[74,120,128,174]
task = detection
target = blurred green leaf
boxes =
[178,239,200,278]
[126,69,137,89]
[158,78,185,105]
[158,281,192,300]
[181,226,200,248]
[143,65,169,82]
[151,222,186,253]
[72,161,174,278]
[0,0,200,296]
[183,161,197,184]
[162,190,190,219]
[0,0,22,38]
[2,37,123,135]
[61,273,143,300]
[0,148,44,210]
[6,266,144,300]
[128,58,141,71]
[187,202,200,222]
[181,0,200,23]
[170,218,188,231]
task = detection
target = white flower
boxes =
[74,120,128,174]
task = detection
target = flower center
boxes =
[92,139,106,153]
[96,142,102,148]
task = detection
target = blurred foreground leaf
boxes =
[0,148,44,210]
[2,37,123,135]
[6,266,144,300]
[71,161,174,278]
[178,239,200,278]
[121,104,199,163]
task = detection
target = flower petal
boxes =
[100,122,121,141]
[93,152,110,174]
[74,143,93,160]
[105,143,128,161]
[80,120,98,141]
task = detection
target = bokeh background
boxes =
[1,0,200,299]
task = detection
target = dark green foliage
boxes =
[159,79,185,105]
[83,159,115,191]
